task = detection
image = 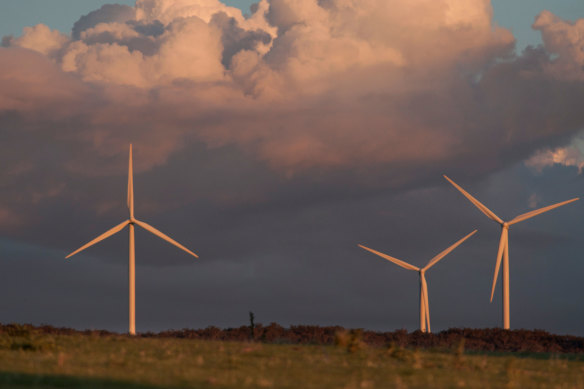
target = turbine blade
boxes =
[422,275,430,333]
[443,175,503,224]
[127,144,134,218]
[66,220,130,259]
[508,197,579,225]
[490,228,507,302]
[134,219,198,258]
[358,244,419,271]
[423,229,478,270]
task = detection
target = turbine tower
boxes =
[358,230,477,333]
[444,175,578,330]
[66,144,198,335]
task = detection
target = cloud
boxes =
[533,10,584,81]
[0,47,88,113]
[0,0,583,198]
[211,11,272,67]
[525,140,584,173]
[0,207,24,230]
[4,24,68,57]
[72,4,137,40]
[527,193,541,208]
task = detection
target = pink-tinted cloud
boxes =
[0,0,583,181]
[533,10,584,81]
[135,0,244,25]
[525,141,584,173]
[5,24,69,57]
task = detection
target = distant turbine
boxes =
[444,175,578,330]
[66,144,198,335]
[358,230,477,333]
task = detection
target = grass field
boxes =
[1,327,584,388]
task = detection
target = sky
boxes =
[0,0,584,335]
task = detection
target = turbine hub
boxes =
[130,218,136,224]
[503,222,509,228]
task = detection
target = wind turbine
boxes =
[66,144,198,335]
[358,230,477,333]
[444,175,578,330]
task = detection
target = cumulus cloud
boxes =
[533,10,584,81]
[72,4,137,40]
[135,0,244,24]
[4,24,68,57]
[0,0,583,186]
[525,139,584,173]
[211,11,272,67]
[62,15,227,87]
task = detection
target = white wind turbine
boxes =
[66,144,198,335]
[444,175,578,330]
[358,230,477,333]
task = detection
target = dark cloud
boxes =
[211,12,271,68]
[128,20,165,37]
[72,4,136,39]
[2,163,583,334]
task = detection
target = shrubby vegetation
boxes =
[1,323,584,388]
[2,323,584,353]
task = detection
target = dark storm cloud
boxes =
[3,163,583,334]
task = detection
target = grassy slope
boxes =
[1,332,584,389]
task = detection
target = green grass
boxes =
[1,330,584,388]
